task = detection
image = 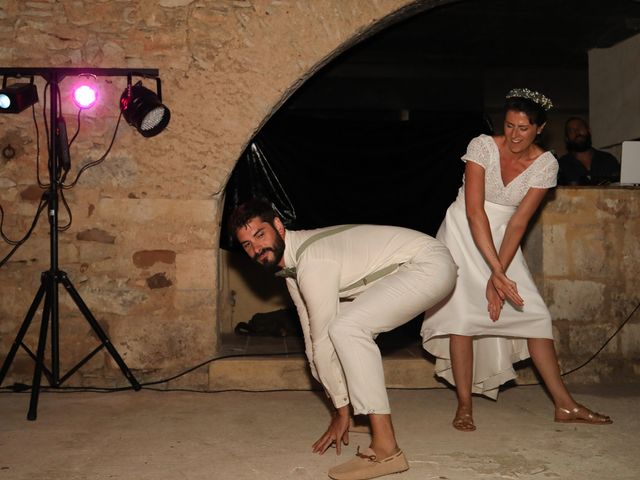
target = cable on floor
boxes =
[1,299,638,395]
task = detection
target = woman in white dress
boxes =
[422,88,612,431]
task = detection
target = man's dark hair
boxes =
[504,97,547,126]
[228,198,277,236]
[564,116,589,136]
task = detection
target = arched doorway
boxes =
[216,0,640,356]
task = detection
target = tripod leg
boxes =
[27,284,53,421]
[0,280,47,386]
[59,273,141,390]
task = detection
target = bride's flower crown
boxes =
[506,88,553,111]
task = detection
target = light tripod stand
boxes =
[0,67,167,420]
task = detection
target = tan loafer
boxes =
[328,447,409,480]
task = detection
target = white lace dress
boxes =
[421,134,559,399]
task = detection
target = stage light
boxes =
[120,79,170,137]
[72,84,97,109]
[0,82,39,114]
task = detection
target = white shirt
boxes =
[282,224,443,407]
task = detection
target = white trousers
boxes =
[329,243,457,415]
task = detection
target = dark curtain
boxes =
[220,110,491,250]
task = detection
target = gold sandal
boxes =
[452,411,476,432]
[554,404,612,425]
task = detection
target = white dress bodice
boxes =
[461,134,558,206]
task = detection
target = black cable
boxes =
[1,300,637,395]
[500,299,640,388]
[68,108,82,147]
[0,352,301,394]
[145,301,636,392]
[32,101,48,189]
[0,193,48,269]
[57,188,72,232]
[43,82,52,178]
[59,109,82,186]
[560,299,639,377]
[0,205,22,246]
[61,111,123,190]
[140,351,303,387]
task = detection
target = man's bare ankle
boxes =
[369,444,400,459]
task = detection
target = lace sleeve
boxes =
[529,153,559,189]
[461,135,490,169]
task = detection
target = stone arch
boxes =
[0,0,462,388]
[213,0,470,351]
[200,0,459,194]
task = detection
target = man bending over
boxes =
[229,198,456,480]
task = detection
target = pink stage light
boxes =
[72,84,97,109]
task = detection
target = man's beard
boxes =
[566,134,592,152]
[252,232,285,273]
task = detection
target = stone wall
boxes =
[1,1,638,390]
[531,187,640,384]
[0,0,443,387]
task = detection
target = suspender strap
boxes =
[339,263,400,293]
[278,224,401,289]
[295,225,357,261]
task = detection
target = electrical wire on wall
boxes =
[0,84,123,270]
[0,193,48,269]
[0,100,48,269]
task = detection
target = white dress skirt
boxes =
[421,190,554,399]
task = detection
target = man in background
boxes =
[557,117,620,185]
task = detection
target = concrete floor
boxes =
[1,383,639,480]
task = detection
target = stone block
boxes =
[609,293,638,326]
[542,224,568,276]
[73,277,150,317]
[622,219,640,288]
[620,322,640,358]
[382,356,441,389]
[0,284,46,327]
[95,198,216,226]
[209,356,319,391]
[20,184,43,202]
[547,279,605,322]
[543,192,590,222]
[76,228,116,244]
[133,250,177,268]
[164,367,210,391]
[522,220,542,277]
[595,196,632,220]
[569,224,621,279]
[551,323,566,353]
[176,250,217,290]
[568,324,618,356]
[561,367,603,386]
[109,314,215,371]
[146,272,173,289]
[173,289,215,311]
[207,354,445,391]
[74,242,119,264]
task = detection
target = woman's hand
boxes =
[490,270,524,307]
[312,405,350,455]
[486,280,504,321]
